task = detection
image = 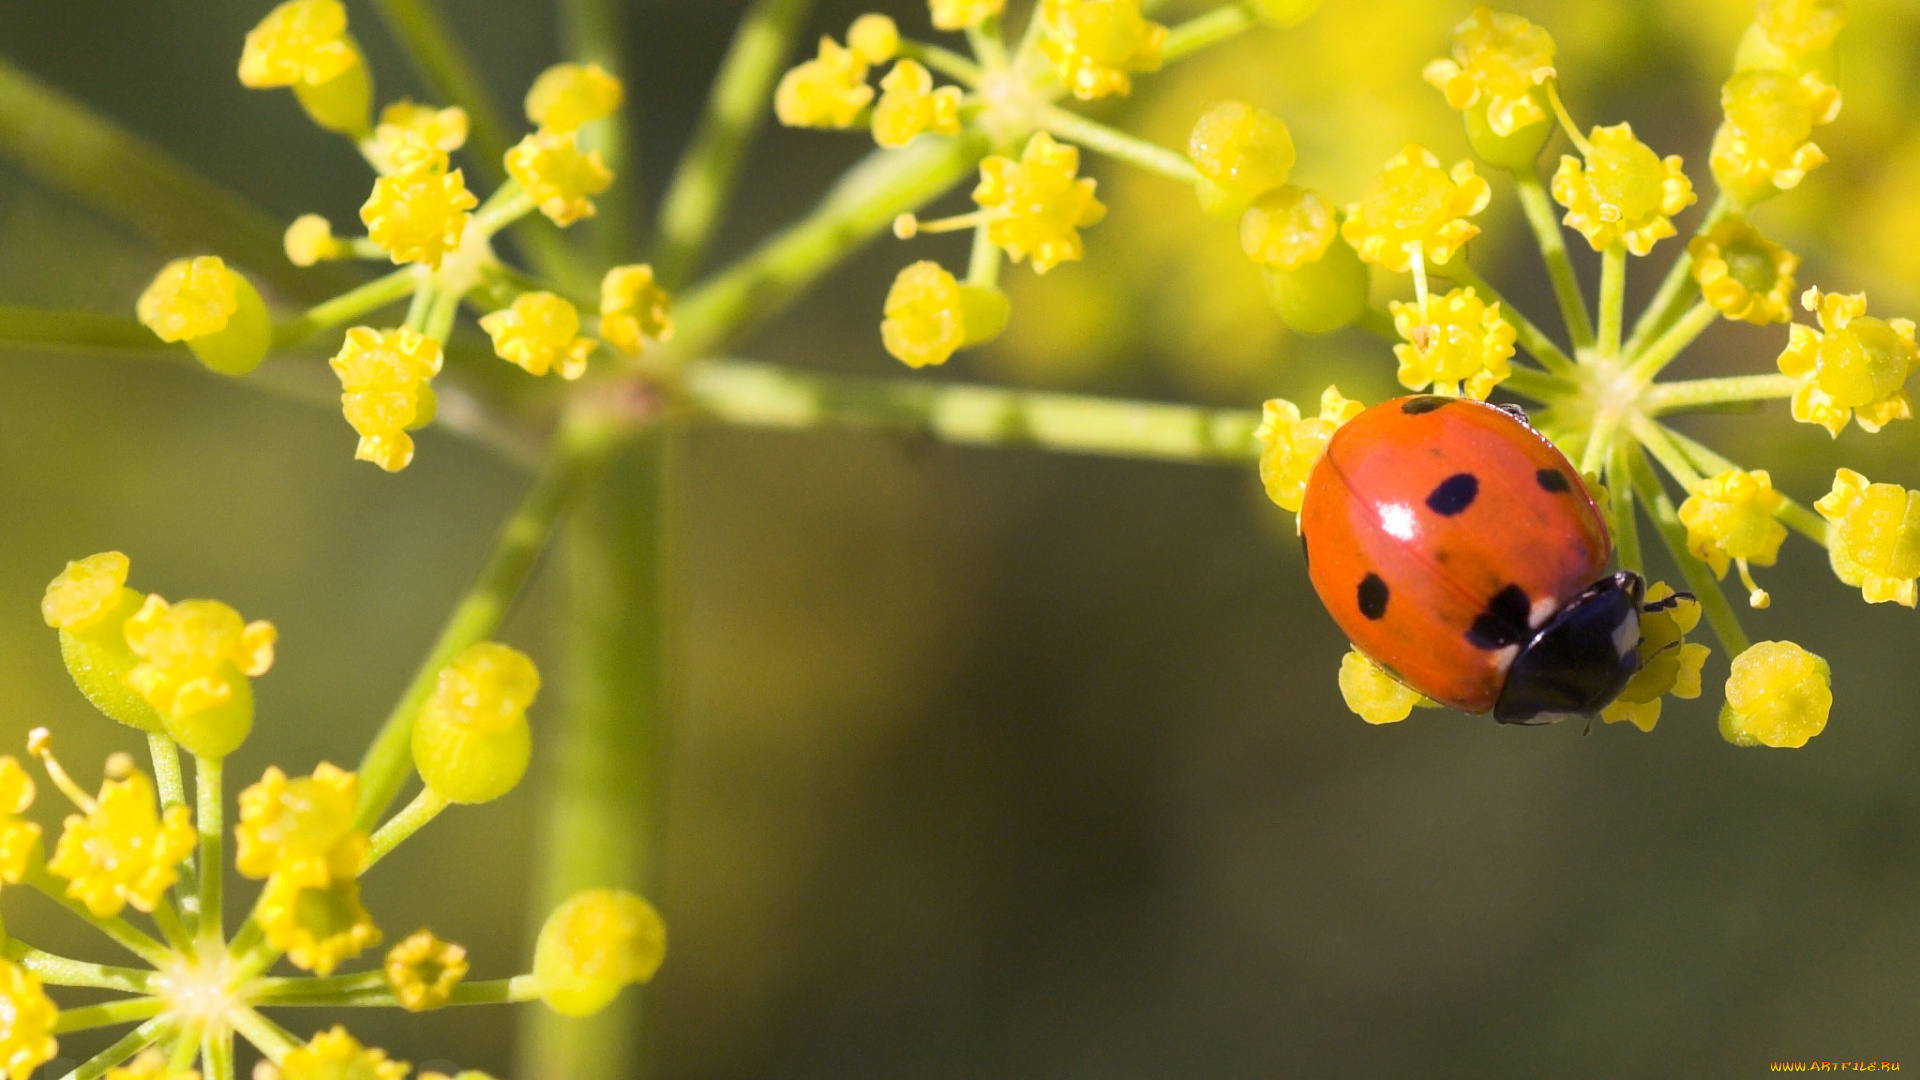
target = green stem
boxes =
[560,0,640,262]
[1608,438,1643,574]
[361,787,450,872]
[1513,172,1595,352]
[203,1028,234,1080]
[3,942,154,993]
[147,733,194,904]
[1034,105,1198,184]
[0,308,160,351]
[26,869,172,967]
[1653,422,1829,547]
[684,358,1267,463]
[1502,367,1575,403]
[519,431,669,1080]
[150,897,194,954]
[655,0,818,288]
[423,285,463,343]
[664,134,986,363]
[1598,244,1626,357]
[1625,301,1719,382]
[272,269,419,348]
[253,975,538,1007]
[1629,413,1703,490]
[1162,1,1261,64]
[967,220,1004,287]
[1623,191,1731,358]
[1444,261,1577,375]
[227,1009,298,1063]
[54,998,165,1034]
[896,41,985,86]
[1640,372,1795,415]
[195,756,222,946]
[69,1017,170,1080]
[169,1023,203,1072]
[1629,446,1752,656]
[968,15,1010,69]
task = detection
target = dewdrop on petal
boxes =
[480,292,597,380]
[1338,650,1424,725]
[412,642,540,805]
[525,62,623,134]
[280,1028,406,1080]
[506,130,613,227]
[1188,101,1295,218]
[136,257,272,376]
[0,958,57,1080]
[775,37,873,130]
[46,768,195,918]
[330,326,444,472]
[1689,215,1798,325]
[1551,123,1695,255]
[1678,469,1787,608]
[871,61,961,149]
[43,552,168,733]
[234,763,366,887]
[123,595,276,759]
[259,874,381,975]
[1814,468,1920,607]
[848,15,901,64]
[929,0,1004,30]
[974,132,1107,274]
[1777,288,1917,438]
[880,262,1009,369]
[1040,0,1167,101]
[533,888,667,1018]
[1602,584,1709,733]
[1711,68,1840,205]
[600,265,673,355]
[1254,386,1363,514]
[1341,145,1489,272]
[1720,641,1831,749]
[361,167,476,268]
[1388,287,1515,401]
[385,929,469,1011]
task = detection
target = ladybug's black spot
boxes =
[1357,574,1390,620]
[1426,473,1480,516]
[1466,584,1532,650]
[1401,396,1450,415]
[1536,468,1572,494]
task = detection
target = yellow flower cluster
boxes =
[1777,288,1917,438]
[258,868,382,976]
[1041,0,1167,101]
[1254,385,1363,514]
[124,595,278,758]
[880,262,1009,369]
[1602,585,1710,733]
[1721,641,1831,749]
[1187,102,1295,218]
[600,264,675,356]
[1551,123,1695,255]
[1342,145,1489,273]
[329,326,444,472]
[284,214,345,267]
[1239,185,1335,270]
[385,929,470,1011]
[525,63,624,134]
[872,61,962,150]
[775,36,874,129]
[974,133,1107,274]
[480,292,597,380]
[506,130,613,227]
[1689,215,1798,325]
[1337,650,1426,725]
[360,154,477,269]
[237,0,370,136]
[1711,68,1840,204]
[1679,469,1787,608]
[135,256,272,376]
[1422,7,1556,138]
[1388,287,1515,401]
[1815,469,1920,608]
[235,763,366,887]
[46,765,195,918]
[1755,0,1848,57]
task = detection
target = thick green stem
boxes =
[655,0,817,287]
[1624,301,1719,382]
[1598,244,1626,357]
[1036,106,1198,183]
[3,941,153,993]
[1623,191,1731,358]
[1445,261,1577,375]
[361,787,450,872]
[0,308,161,351]
[1641,372,1794,415]
[195,757,222,946]
[1162,2,1261,64]
[518,431,670,1080]
[70,1017,170,1080]
[1629,447,1752,656]
[1513,173,1595,351]
[54,998,165,1034]
[561,0,641,262]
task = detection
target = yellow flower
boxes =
[880,262,1010,369]
[1756,0,1848,55]
[929,0,1004,31]
[871,61,962,149]
[0,758,41,887]
[848,14,901,64]
[329,326,444,472]
[0,959,57,1080]
[1601,584,1710,732]
[774,37,873,130]
[104,1050,198,1080]
[46,768,195,918]
[1188,102,1295,218]
[1678,469,1787,607]
[413,642,540,805]
[1777,288,1917,437]
[1041,0,1167,101]
[1814,468,1920,607]
[1720,641,1831,749]
[1550,123,1696,255]
[285,214,346,267]
[973,132,1107,274]
[1688,215,1798,325]
[505,130,613,227]
[259,873,382,975]
[42,553,167,733]
[1710,69,1840,204]
[1338,650,1424,725]
[533,888,667,1018]
[41,550,129,632]
[480,292,598,380]
[235,763,366,887]
[1421,6,1556,137]
[366,101,469,174]
[1388,287,1515,400]
[281,1027,407,1080]
[525,62,624,134]
[1341,144,1490,273]
[1253,385,1363,513]
[385,929,470,1011]
[238,0,356,88]
[360,166,476,268]
[1239,185,1336,270]
[124,595,277,757]
[599,265,674,355]
[135,256,272,376]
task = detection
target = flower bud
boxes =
[1462,90,1552,170]
[411,643,539,804]
[123,595,277,759]
[135,257,273,377]
[1188,102,1295,218]
[1720,641,1832,748]
[292,45,373,137]
[42,553,167,733]
[1261,236,1368,335]
[533,888,666,1017]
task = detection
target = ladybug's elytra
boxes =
[1299,395,1645,723]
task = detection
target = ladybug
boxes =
[1299,395,1644,723]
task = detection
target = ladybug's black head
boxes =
[1493,572,1645,725]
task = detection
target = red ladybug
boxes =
[1299,395,1644,723]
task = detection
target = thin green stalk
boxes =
[1640,372,1795,415]
[520,431,670,1080]
[1608,439,1643,574]
[71,1017,171,1080]
[0,309,164,352]
[54,998,165,1034]
[1629,413,1703,490]
[1162,1,1261,64]
[683,358,1267,463]
[896,41,985,86]
[26,869,172,967]
[1623,191,1731,358]
[228,1009,298,1063]
[664,134,986,363]
[1501,367,1570,403]
[1513,172,1595,351]
[655,0,818,288]
[195,757,222,946]
[0,60,357,302]
[148,733,194,902]
[273,269,419,347]
[3,942,154,993]
[967,220,1003,287]
[1035,106,1199,183]
[1654,422,1828,546]
[243,972,388,1002]
[1598,244,1626,357]
[561,0,640,261]
[1629,446,1752,656]
[968,15,1010,69]
[1445,261,1577,375]
[423,285,463,343]
[169,1023,203,1072]
[1625,301,1719,382]
[254,975,538,1007]
[204,1027,236,1080]
[353,410,625,828]
[361,787,450,872]
[150,898,194,954]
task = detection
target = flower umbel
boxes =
[1815,468,1920,607]
[600,265,674,355]
[1777,288,1917,437]
[123,594,277,757]
[774,36,873,129]
[1188,101,1295,217]
[258,872,382,975]
[235,763,366,886]
[281,1027,408,1080]
[880,262,1009,369]
[360,165,478,268]
[533,889,668,1018]
[329,326,445,472]
[1711,68,1841,204]
[525,62,624,134]
[385,929,470,1011]
[1040,0,1168,101]
[0,958,57,1080]
[1338,650,1426,725]
[46,767,196,918]
[872,61,962,150]
[505,130,613,227]
[480,292,598,380]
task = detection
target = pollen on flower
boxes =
[1689,215,1798,324]
[1755,0,1849,55]
[366,102,469,174]
[504,130,613,227]
[1814,468,1920,607]
[974,132,1107,274]
[280,1027,407,1080]
[871,60,962,149]
[1240,185,1337,270]
[259,873,382,975]
[929,0,1005,31]
[848,14,901,64]
[600,265,674,355]
[137,257,238,343]
[41,551,130,631]
[1421,6,1556,137]
[1338,650,1425,725]
[1254,385,1363,513]
[413,642,540,805]
[0,957,57,1080]
[46,768,195,918]
[1550,123,1696,255]
[774,37,874,130]
[480,292,597,380]
[1777,288,1917,437]
[1041,0,1167,101]
[1678,469,1788,607]
[123,594,277,732]
[0,757,41,887]
[235,763,366,887]
[385,929,470,1011]
[360,166,477,268]
[1710,68,1840,203]
[238,0,356,88]
[1721,640,1831,748]
[329,326,444,472]
[1602,584,1710,732]
[525,62,624,134]
[1188,102,1295,218]
[284,214,345,267]
[1341,145,1490,273]
[1388,286,1516,400]
[533,888,667,1018]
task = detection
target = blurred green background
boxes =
[0,0,1917,1075]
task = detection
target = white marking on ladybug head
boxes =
[1379,503,1417,541]
[1528,595,1560,630]
[1612,609,1640,658]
